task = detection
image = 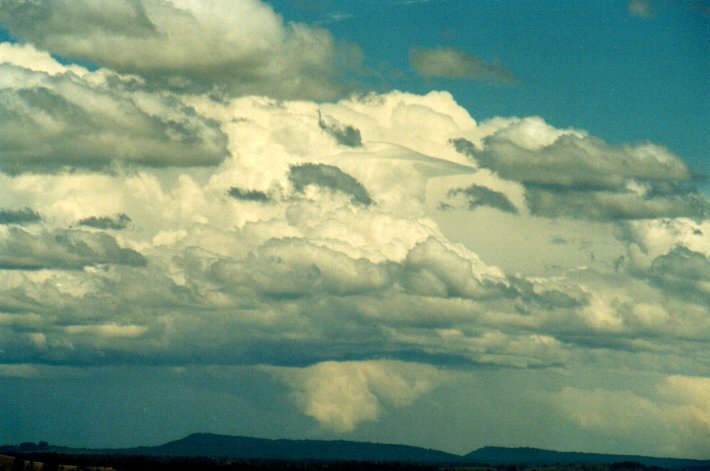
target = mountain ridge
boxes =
[4,433,710,469]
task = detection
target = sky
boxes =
[0,0,708,460]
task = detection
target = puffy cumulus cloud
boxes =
[210,237,391,298]
[0,226,146,270]
[266,360,450,432]
[0,59,227,173]
[0,0,352,100]
[396,237,504,298]
[451,117,707,220]
[0,81,708,440]
[410,47,516,84]
[615,218,709,266]
[556,375,710,459]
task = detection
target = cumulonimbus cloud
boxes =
[0,26,707,443]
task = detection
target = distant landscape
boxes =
[2,434,710,471]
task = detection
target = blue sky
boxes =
[269,0,709,180]
[0,0,708,460]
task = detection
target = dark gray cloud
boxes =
[77,213,131,230]
[0,65,228,173]
[443,184,517,213]
[450,126,708,221]
[648,247,710,302]
[0,227,146,270]
[318,113,362,147]
[289,163,373,205]
[449,138,477,162]
[525,185,709,220]
[0,207,41,225]
[228,187,270,202]
[410,47,516,84]
[477,133,691,190]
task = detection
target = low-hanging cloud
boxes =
[266,360,450,432]
[556,375,710,458]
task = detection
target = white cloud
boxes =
[557,375,710,459]
[266,360,449,432]
[0,37,707,444]
[0,42,89,77]
[0,0,353,100]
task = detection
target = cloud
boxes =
[0,363,40,378]
[266,360,449,432]
[0,76,707,447]
[0,227,146,270]
[0,41,89,76]
[556,375,710,459]
[450,117,707,220]
[0,60,228,174]
[228,187,271,203]
[0,207,41,225]
[289,163,374,205]
[442,184,518,213]
[475,125,691,189]
[524,185,709,220]
[410,47,516,84]
[648,246,710,301]
[628,0,654,19]
[0,89,705,374]
[77,213,131,230]
[318,113,362,147]
[0,0,353,100]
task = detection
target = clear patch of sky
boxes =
[271,0,709,183]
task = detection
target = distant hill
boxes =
[465,446,710,470]
[116,433,458,463]
[3,434,710,469]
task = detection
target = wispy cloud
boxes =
[410,47,516,84]
[628,0,654,19]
